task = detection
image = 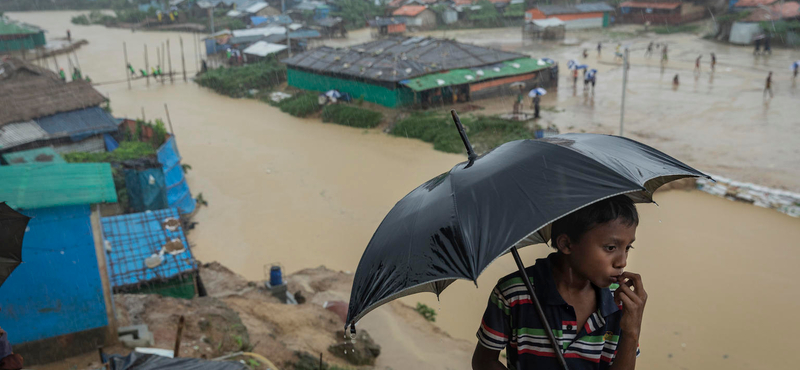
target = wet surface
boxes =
[8,12,800,369]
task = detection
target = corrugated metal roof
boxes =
[401,57,553,91]
[2,147,65,165]
[251,14,293,25]
[393,5,428,16]
[0,120,47,150]
[243,41,288,56]
[102,208,196,289]
[369,17,406,27]
[34,107,119,140]
[619,1,681,9]
[531,18,567,27]
[575,3,615,12]
[538,2,614,15]
[0,163,117,209]
[283,36,526,83]
[0,17,43,36]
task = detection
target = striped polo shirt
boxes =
[477,253,639,369]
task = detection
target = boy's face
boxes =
[562,218,637,288]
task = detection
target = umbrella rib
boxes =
[449,165,477,281]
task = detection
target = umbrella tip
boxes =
[450,110,478,162]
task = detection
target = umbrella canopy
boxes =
[346,121,707,327]
[528,87,547,97]
[538,58,555,66]
[587,69,597,79]
[575,64,588,70]
[566,59,578,69]
[325,90,342,99]
[0,203,30,288]
[792,61,799,70]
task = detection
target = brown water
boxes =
[9,11,800,369]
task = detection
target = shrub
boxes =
[415,303,437,322]
[391,113,538,154]
[321,104,383,128]
[195,60,287,98]
[276,92,321,117]
[653,24,700,34]
[71,14,90,25]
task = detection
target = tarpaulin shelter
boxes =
[157,136,196,215]
[102,208,197,299]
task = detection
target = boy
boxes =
[473,195,646,370]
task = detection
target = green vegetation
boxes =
[391,112,539,154]
[63,141,156,163]
[195,60,287,98]
[653,24,700,34]
[215,17,247,31]
[503,2,525,18]
[321,104,383,128]
[415,303,437,322]
[273,92,322,117]
[333,0,385,29]
[466,0,502,27]
[759,20,800,34]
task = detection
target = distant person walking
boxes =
[645,41,654,57]
[764,34,772,55]
[661,44,668,64]
[673,74,679,87]
[533,94,541,119]
[66,29,71,42]
[695,55,701,73]
[597,42,602,56]
[793,61,799,79]
[754,37,762,55]
[710,52,716,71]
[572,68,579,87]
[583,49,588,58]
[764,71,773,98]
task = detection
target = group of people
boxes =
[57,67,91,83]
[693,52,716,73]
[127,63,163,78]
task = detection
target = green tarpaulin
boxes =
[401,58,554,92]
[0,163,117,209]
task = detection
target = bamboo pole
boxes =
[156,47,162,84]
[173,316,185,358]
[193,32,199,71]
[167,39,174,84]
[123,42,131,89]
[144,45,150,86]
[52,54,60,76]
[73,49,82,72]
[164,103,175,135]
[180,37,187,82]
[161,42,166,84]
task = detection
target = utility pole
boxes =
[208,8,215,34]
[123,42,131,89]
[619,48,629,137]
[167,39,174,83]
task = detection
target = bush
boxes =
[391,113,538,154]
[195,60,287,98]
[415,303,437,322]
[277,92,321,117]
[71,14,91,25]
[653,24,700,34]
[63,141,157,163]
[321,104,383,128]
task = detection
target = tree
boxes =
[467,0,501,27]
[332,0,385,29]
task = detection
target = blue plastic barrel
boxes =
[270,265,283,286]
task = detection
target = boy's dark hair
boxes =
[550,195,639,247]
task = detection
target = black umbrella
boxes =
[346,111,709,369]
[0,202,30,288]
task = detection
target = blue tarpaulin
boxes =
[102,208,196,289]
[0,205,108,345]
[251,15,292,26]
[205,39,231,55]
[157,136,196,214]
[104,134,119,151]
[35,107,118,142]
[124,168,168,212]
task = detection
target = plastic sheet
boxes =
[107,351,247,370]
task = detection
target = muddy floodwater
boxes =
[9,11,800,370]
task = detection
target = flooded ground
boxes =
[8,11,800,369]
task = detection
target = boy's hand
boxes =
[614,271,647,339]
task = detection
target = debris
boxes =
[328,329,381,366]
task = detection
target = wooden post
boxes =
[180,37,187,82]
[73,49,82,72]
[67,56,74,81]
[164,103,175,135]
[167,39,174,83]
[173,316,185,358]
[193,32,199,71]
[156,47,162,84]
[123,42,131,89]
[90,205,118,346]
[161,42,166,84]
[144,45,150,86]
[52,54,60,75]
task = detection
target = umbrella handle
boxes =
[510,247,570,370]
[450,110,478,162]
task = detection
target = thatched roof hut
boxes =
[0,57,107,126]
